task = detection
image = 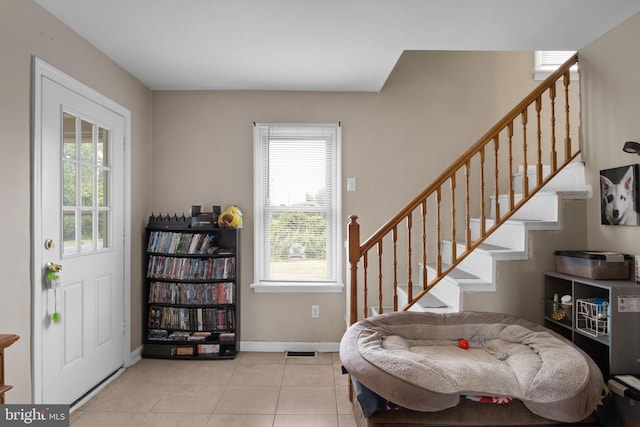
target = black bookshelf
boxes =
[142,222,240,360]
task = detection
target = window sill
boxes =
[250,282,344,294]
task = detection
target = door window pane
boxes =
[97,210,108,249]
[81,166,94,206]
[97,127,108,166]
[63,162,76,206]
[97,168,108,207]
[81,211,94,252]
[63,113,76,159]
[63,210,77,255]
[80,120,93,162]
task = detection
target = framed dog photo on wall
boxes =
[600,164,640,225]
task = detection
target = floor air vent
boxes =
[285,351,317,358]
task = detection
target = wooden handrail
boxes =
[348,54,579,323]
[359,54,577,256]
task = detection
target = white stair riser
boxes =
[396,284,458,313]
[442,241,493,281]
[491,193,559,221]
[513,162,585,193]
[424,269,462,312]
[469,219,525,250]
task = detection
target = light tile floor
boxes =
[70,352,357,427]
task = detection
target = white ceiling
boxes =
[34,0,640,92]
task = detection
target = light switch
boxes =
[347,177,357,192]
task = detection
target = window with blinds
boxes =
[252,123,342,291]
[534,51,578,80]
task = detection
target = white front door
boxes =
[33,60,128,404]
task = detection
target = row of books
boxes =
[147,231,219,255]
[147,256,235,280]
[148,305,235,331]
[149,281,235,305]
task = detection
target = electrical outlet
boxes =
[311,305,320,318]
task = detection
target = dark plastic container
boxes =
[608,375,640,427]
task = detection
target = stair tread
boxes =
[477,242,509,251]
[511,190,588,196]
[388,287,451,309]
[425,263,480,280]
[445,240,511,252]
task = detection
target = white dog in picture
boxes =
[600,166,638,225]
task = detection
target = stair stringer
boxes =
[404,192,588,322]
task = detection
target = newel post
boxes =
[348,215,360,325]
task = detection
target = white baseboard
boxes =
[132,342,340,355]
[240,341,340,353]
[129,345,142,366]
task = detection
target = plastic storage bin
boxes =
[608,375,640,427]
[554,250,632,280]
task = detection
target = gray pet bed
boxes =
[340,311,604,424]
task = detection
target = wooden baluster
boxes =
[536,95,543,187]
[549,83,558,171]
[392,226,398,311]
[522,108,529,198]
[450,175,457,262]
[436,186,442,275]
[564,72,572,160]
[421,200,427,290]
[406,214,413,302]
[508,122,515,211]
[363,252,368,319]
[377,241,383,316]
[480,148,486,237]
[493,135,500,221]
[348,215,360,325]
[464,161,471,250]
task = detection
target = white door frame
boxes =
[31,57,132,404]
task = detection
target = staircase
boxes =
[348,54,583,325]
[396,160,590,317]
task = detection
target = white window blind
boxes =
[534,51,578,80]
[252,123,342,292]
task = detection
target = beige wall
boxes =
[152,50,545,344]
[4,0,637,404]
[0,0,152,402]
[580,12,640,255]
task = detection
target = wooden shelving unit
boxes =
[0,334,19,404]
